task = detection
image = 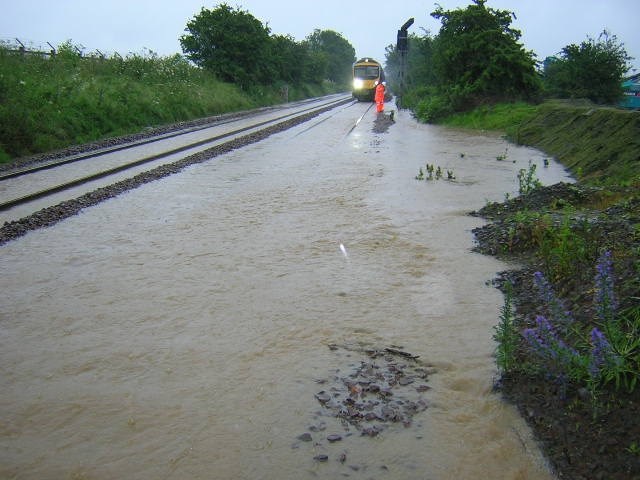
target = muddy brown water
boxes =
[0,105,572,479]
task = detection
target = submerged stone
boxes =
[315,391,331,403]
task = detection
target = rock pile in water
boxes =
[315,346,431,437]
[296,344,434,452]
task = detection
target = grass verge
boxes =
[0,46,342,163]
[438,101,539,138]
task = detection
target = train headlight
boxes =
[353,79,364,89]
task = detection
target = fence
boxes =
[0,37,107,59]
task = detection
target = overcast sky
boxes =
[1,1,638,72]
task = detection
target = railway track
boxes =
[0,94,357,244]
[0,94,353,217]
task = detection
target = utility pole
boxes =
[396,18,414,109]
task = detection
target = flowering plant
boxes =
[509,251,640,410]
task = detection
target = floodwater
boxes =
[0,103,572,479]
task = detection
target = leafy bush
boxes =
[543,30,631,104]
[414,94,453,122]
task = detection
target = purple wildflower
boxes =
[533,271,573,329]
[523,315,578,367]
[533,271,554,304]
[594,251,617,323]
[589,328,610,378]
[589,327,621,380]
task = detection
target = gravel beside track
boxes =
[0,101,350,245]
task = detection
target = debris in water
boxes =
[315,391,331,403]
[312,344,432,438]
[296,345,434,465]
[385,347,419,359]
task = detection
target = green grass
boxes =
[515,101,640,185]
[0,46,340,163]
[438,101,539,138]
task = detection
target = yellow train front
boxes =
[352,58,384,102]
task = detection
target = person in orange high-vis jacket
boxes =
[375,81,385,113]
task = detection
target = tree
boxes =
[180,6,357,89]
[385,32,436,91]
[304,29,356,85]
[400,0,541,120]
[270,34,310,84]
[430,0,540,107]
[180,4,273,88]
[543,30,632,104]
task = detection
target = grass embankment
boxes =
[439,101,538,138]
[442,102,640,478]
[0,47,340,163]
[515,101,640,185]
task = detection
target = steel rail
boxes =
[0,96,354,212]
[0,95,351,181]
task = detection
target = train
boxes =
[352,57,385,102]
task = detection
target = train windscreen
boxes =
[354,66,379,79]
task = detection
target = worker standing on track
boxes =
[375,81,385,113]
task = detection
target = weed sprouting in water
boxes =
[518,161,542,195]
[415,164,455,182]
[497,161,541,205]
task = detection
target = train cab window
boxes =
[354,66,380,79]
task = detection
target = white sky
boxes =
[1,1,638,72]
